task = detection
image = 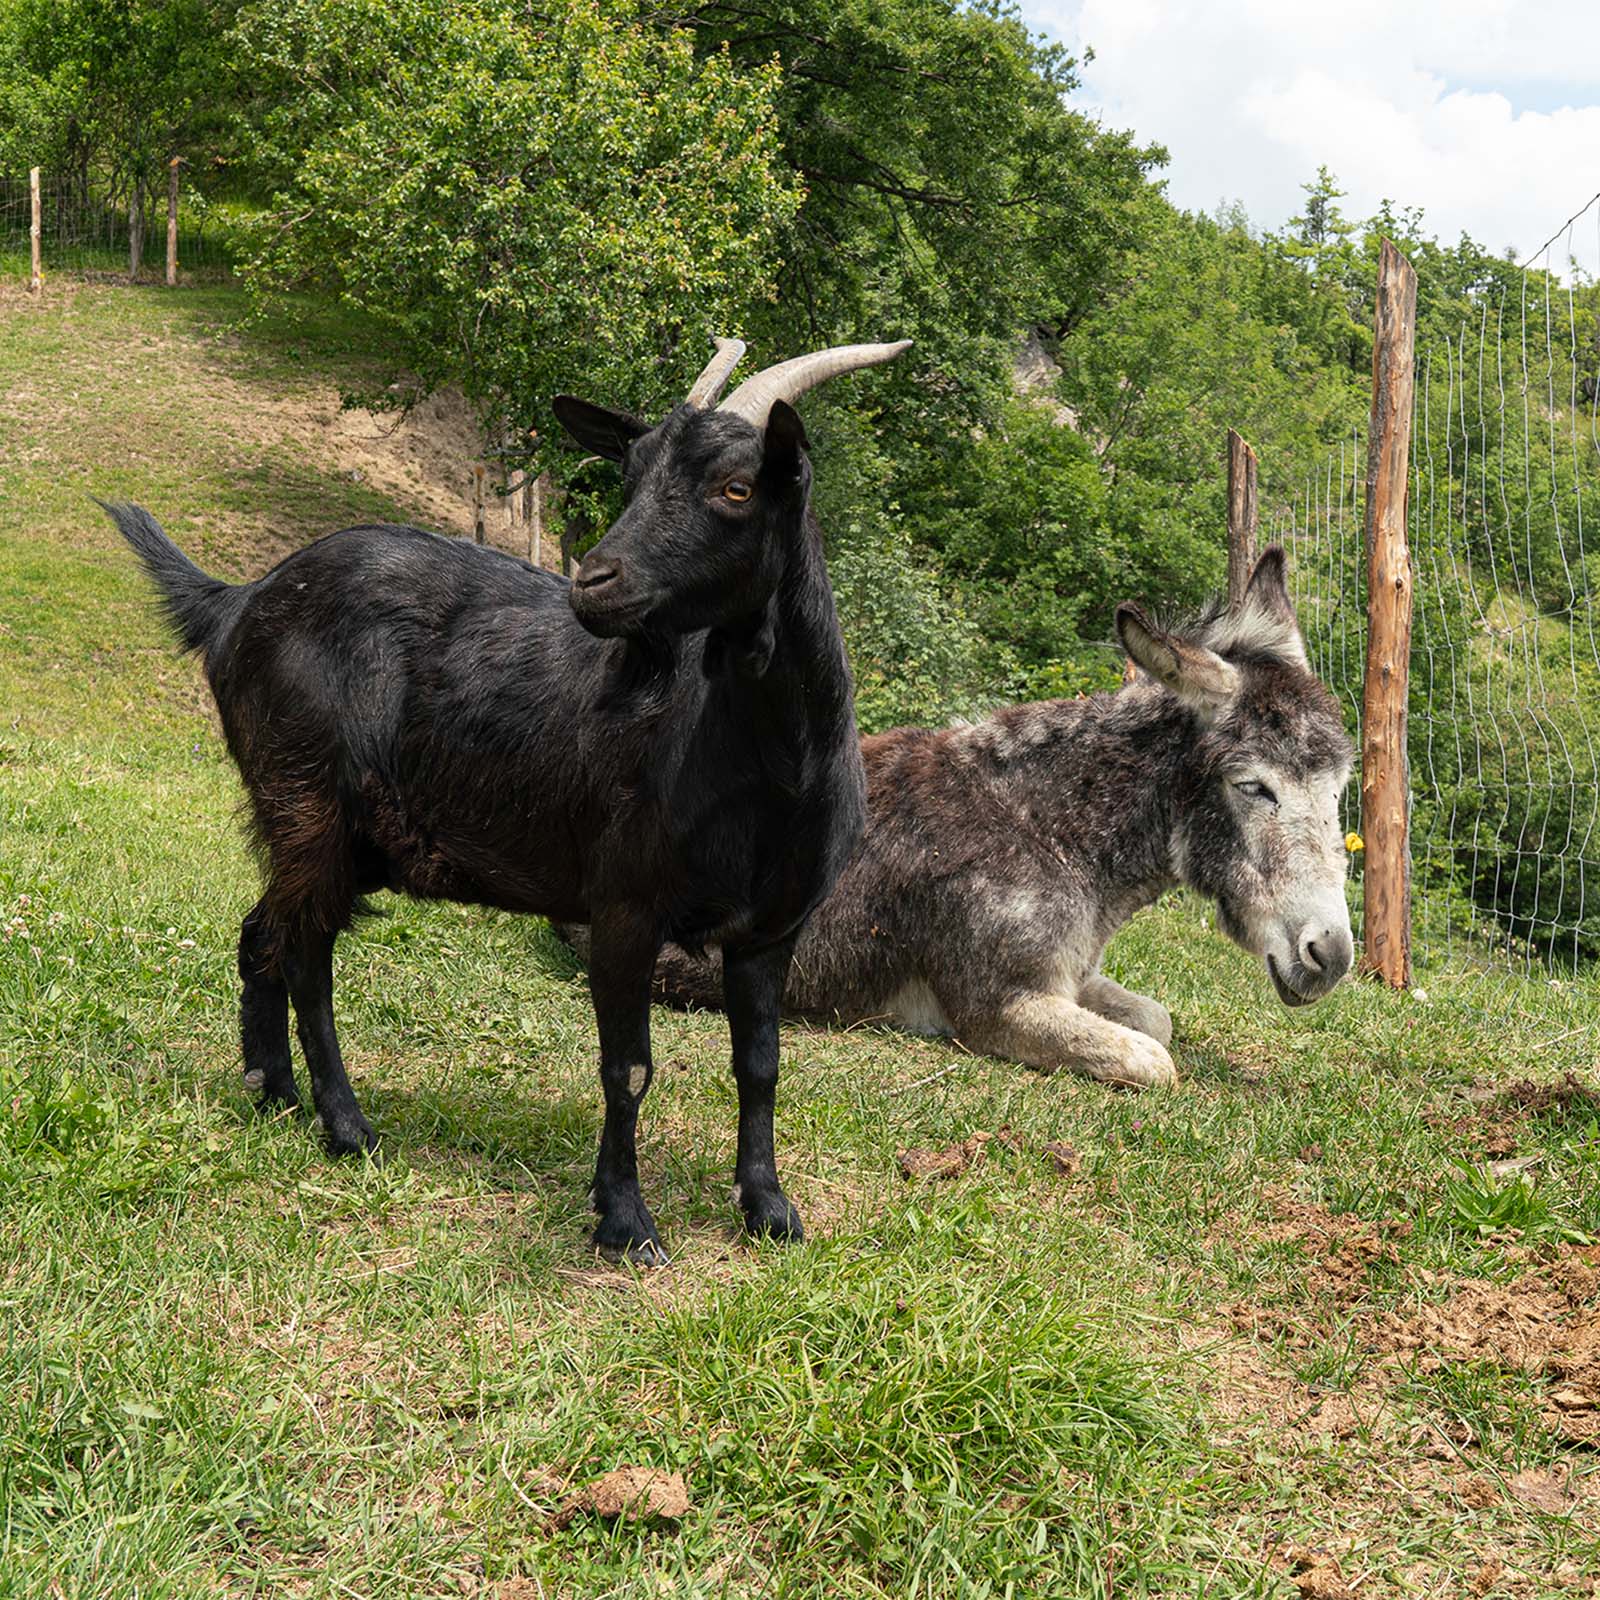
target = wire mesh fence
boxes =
[0,168,234,279]
[1277,194,1600,1006]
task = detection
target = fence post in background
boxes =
[528,473,546,568]
[29,167,42,293]
[472,463,487,544]
[1226,429,1258,609]
[128,180,144,279]
[1359,239,1418,989]
[166,158,181,286]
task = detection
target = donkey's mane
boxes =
[1187,595,1309,670]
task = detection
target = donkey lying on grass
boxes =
[567,548,1354,1088]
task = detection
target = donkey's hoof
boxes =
[1100,1033,1177,1091]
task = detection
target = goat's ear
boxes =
[1116,602,1240,715]
[762,399,809,472]
[551,396,650,462]
[1243,544,1295,620]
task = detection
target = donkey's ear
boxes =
[1243,545,1295,620]
[1116,603,1240,715]
[551,396,650,462]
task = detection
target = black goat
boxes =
[105,337,908,1264]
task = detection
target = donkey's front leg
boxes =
[587,910,668,1265]
[966,991,1176,1090]
[1077,973,1173,1047]
[721,935,803,1242]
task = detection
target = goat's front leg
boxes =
[1077,973,1173,1047]
[587,912,668,1266]
[721,936,804,1242]
[962,990,1176,1090]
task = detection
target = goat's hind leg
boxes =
[239,897,299,1112]
[280,924,380,1157]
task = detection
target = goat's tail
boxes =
[551,922,729,1012]
[99,500,243,657]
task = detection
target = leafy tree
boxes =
[669,0,1158,365]
[0,0,239,233]
[235,0,799,449]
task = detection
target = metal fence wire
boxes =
[1279,194,1600,998]
[0,170,232,276]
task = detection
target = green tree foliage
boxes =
[0,0,238,214]
[234,0,799,443]
[670,1,1158,366]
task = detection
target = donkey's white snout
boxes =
[1298,926,1353,980]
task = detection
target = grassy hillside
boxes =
[2,281,1599,1598]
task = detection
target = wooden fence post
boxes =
[1226,429,1258,610]
[28,167,42,293]
[528,472,545,569]
[1358,239,1418,988]
[472,464,487,544]
[166,158,181,286]
[129,179,145,279]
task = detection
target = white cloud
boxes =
[1019,0,1600,270]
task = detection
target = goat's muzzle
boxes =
[570,557,654,637]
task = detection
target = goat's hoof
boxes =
[599,1236,671,1269]
[324,1118,382,1159]
[593,1195,668,1266]
[741,1188,804,1243]
[593,1220,670,1268]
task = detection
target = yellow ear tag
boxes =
[1345,832,1365,854]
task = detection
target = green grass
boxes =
[3,279,1600,1596]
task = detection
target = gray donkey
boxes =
[566,547,1354,1088]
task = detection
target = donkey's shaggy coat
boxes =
[599,549,1354,1087]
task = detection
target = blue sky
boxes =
[1016,0,1600,270]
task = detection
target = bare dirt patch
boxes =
[1375,1247,1600,1447]
[0,278,561,574]
[1222,1188,1412,1345]
[898,1132,991,1179]
[547,1466,692,1530]
[1427,1072,1600,1162]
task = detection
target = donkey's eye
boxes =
[722,479,754,503]
[1233,779,1278,805]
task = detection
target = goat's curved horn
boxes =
[683,337,747,409]
[718,340,912,427]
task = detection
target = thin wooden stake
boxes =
[166,157,181,286]
[129,178,144,279]
[1358,239,1418,989]
[28,166,41,293]
[1226,429,1258,610]
[472,464,487,544]
[528,471,545,568]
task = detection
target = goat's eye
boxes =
[1232,779,1278,805]
[721,479,754,503]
